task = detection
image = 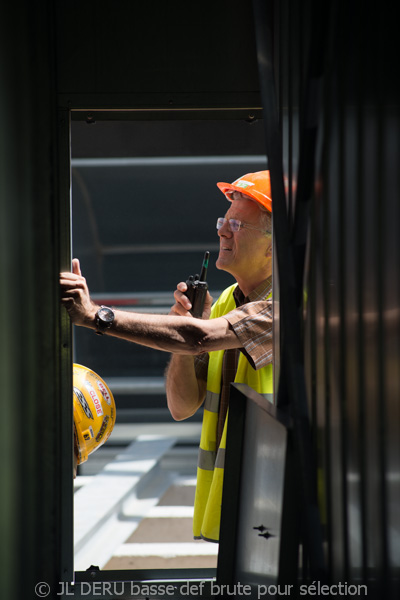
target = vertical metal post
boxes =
[0,1,74,595]
[58,108,74,582]
[252,0,326,579]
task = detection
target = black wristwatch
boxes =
[95,305,115,335]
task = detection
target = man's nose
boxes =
[218,219,232,237]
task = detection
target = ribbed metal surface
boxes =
[249,0,399,594]
[270,0,400,593]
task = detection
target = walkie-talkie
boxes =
[185,251,210,318]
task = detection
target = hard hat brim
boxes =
[216,181,272,213]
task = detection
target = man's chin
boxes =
[215,258,225,271]
[216,258,232,274]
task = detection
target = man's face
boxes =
[216,193,271,282]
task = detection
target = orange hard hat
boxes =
[217,170,272,213]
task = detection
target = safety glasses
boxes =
[216,217,266,234]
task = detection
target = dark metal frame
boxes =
[55,1,269,590]
[69,568,217,599]
[57,0,321,591]
[57,27,273,600]
[61,108,259,592]
[58,108,75,582]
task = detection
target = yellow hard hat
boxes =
[73,363,116,465]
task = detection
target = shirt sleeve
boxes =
[222,299,273,370]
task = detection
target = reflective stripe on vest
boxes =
[193,284,273,542]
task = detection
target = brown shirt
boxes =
[194,277,273,446]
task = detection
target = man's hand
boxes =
[60,258,98,327]
[166,281,210,420]
[73,452,78,479]
[169,282,213,319]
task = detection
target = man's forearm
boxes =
[75,306,239,355]
[104,309,212,354]
[165,354,206,420]
[60,267,239,354]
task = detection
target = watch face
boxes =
[98,307,114,324]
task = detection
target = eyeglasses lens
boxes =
[216,218,241,232]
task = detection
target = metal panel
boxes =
[217,384,296,590]
[303,1,399,596]
[234,394,289,584]
[55,0,261,112]
[250,0,399,595]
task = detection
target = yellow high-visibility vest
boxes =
[193,284,273,542]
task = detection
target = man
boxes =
[60,170,273,541]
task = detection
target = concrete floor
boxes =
[104,481,218,570]
[75,421,218,572]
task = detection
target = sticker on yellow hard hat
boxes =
[84,381,104,417]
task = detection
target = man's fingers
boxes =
[59,272,82,283]
[175,294,192,311]
[72,258,82,276]
[172,302,191,316]
[61,287,83,298]
[169,281,193,316]
[174,284,192,311]
[59,273,87,292]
